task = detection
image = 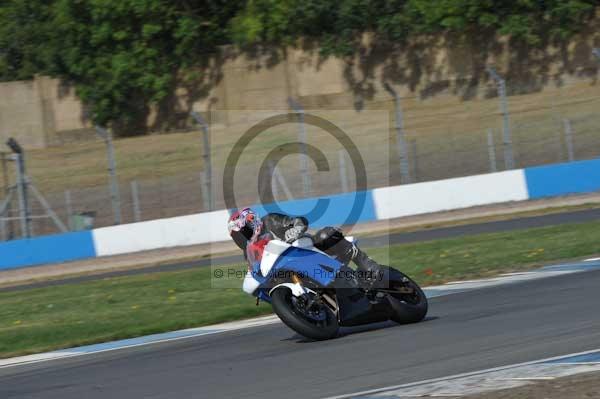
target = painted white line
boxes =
[584,257,600,262]
[499,272,536,277]
[496,377,556,381]
[324,348,600,399]
[444,278,502,285]
[0,352,80,368]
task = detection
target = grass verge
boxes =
[2,220,600,358]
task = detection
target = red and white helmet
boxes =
[227,207,262,249]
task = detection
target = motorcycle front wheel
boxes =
[270,288,339,341]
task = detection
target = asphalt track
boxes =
[1,268,600,398]
[3,207,600,292]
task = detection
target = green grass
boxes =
[368,220,600,286]
[2,220,600,358]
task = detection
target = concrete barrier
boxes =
[524,158,600,199]
[372,170,528,220]
[0,231,96,271]
[92,209,231,257]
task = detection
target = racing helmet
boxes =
[227,207,262,250]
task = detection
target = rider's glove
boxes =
[284,225,306,243]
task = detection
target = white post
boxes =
[287,98,311,196]
[65,190,73,231]
[95,126,122,225]
[131,180,142,222]
[487,129,498,172]
[190,112,214,211]
[338,150,349,193]
[486,67,514,169]
[384,82,411,184]
[563,119,575,162]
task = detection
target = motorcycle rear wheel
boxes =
[271,288,339,340]
[384,268,428,324]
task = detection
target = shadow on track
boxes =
[281,316,439,343]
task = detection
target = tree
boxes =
[229,0,598,53]
[0,0,597,134]
[1,0,241,135]
[0,0,53,81]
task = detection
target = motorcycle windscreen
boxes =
[269,247,343,287]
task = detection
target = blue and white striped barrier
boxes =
[1,158,599,270]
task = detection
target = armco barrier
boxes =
[2,158,600,271]
[0,231,96,271]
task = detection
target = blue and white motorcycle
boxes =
[243,236,428,340]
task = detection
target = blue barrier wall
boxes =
[525,158,600,199]
[251,190,377,228]
[0,231,96,270]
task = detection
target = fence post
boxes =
[131,180,142,222]
[0,191,14,241]
[268,161,279,201]
[95,126,122,225]
[1,152,14,239]
[486,67,514,169]
[410,139,419,182]
[65,190,73,231]
[0,215,4,241]
[190,112,214,211]
[563,119,575,162]
[338,150,349,193]
[13,152,31,238]
[5,138,31,237]
[287,98,311,196]
[486,129,498,172]
[384,82,411,184]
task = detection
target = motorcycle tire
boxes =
[385,267,428,324]
[270,287,339,341]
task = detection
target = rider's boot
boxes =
[334,240,382,290]
[351,247,383,290]
[314,227,383,289]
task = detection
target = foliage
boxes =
[231,0,598,54]
[1,0,241,134]
[0,0,54,81]
[0,0,597,133]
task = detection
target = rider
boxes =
[227,207,381,295]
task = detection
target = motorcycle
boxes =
[245,236,428,340]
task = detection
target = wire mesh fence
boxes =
[0,77,599,240]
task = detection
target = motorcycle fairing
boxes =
[269,247,343,285]
[332,266,392,326]
[255,246,343,302]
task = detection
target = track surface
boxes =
[2,268,599,399]
[4,207,600,292]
